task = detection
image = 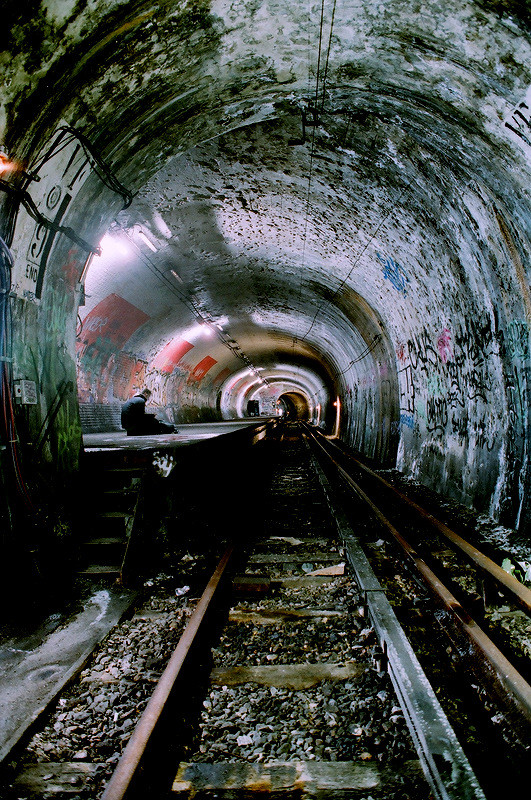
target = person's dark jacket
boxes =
[121,394,148,432]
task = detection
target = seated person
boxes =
[121,388,176,436]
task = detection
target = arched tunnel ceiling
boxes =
[2,0,531,523]
[63,0,530,396]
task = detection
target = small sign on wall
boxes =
[14,380,38,405]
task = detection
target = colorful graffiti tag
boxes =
[376,251,409,296]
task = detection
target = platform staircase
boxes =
[76,465,145,582]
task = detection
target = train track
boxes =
[304,426,531,783]
[6,423,529,798]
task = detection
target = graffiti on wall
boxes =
[151,339,194,373]
[506,320,529,361]
[76,294,149,402]
[188,355,217,382]
[376,251,409,296]
[504,87,531,149]
[399,313,530,464]
[112,352,147,401]
[77,294,149,352]
[437,328,453,363]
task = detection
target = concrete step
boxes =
[83,537,125,546]
[77,564,121,575]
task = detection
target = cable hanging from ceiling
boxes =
[292,0,410,357]
[29,125,134,209]
[0,236,36,512]
[293,0,337,352]
[0,178,101,256]
[333,334,383,378]
[299,181,409,343]
[0,124,133,256]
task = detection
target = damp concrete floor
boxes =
[0,589,136,764]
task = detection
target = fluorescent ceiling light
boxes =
[138,230,158,252]
[98,234,132,259]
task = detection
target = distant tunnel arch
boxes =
[278,392,311,421]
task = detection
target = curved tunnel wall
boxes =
[0,1,530,536]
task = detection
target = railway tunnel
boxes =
[0,0,530,599]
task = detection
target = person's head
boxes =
[140,388,152,400]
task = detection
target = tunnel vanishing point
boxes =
[0,0,530,587]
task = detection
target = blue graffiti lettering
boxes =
[377,251,409,296]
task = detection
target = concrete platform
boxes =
[0,589,135,764]
[83,420,271,452]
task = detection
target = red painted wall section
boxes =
[212,366,231,387]
[77,294,150,352]
[189,355,217,382]
[76,294,150,402]
[151,339,194,373]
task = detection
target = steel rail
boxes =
[309,427,531,615]
[307,430,531,729]
[305,435,486,800]
[101,545,234,800]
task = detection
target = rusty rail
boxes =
[309,427,531,616]
[307,435,486,800]
[101,545,234,800]
[306,429,531,729]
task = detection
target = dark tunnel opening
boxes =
[278,392,311,421]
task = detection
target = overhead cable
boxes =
[333,334,383,377]
[299,182,408,343]
[29,125,133,209]
[293,0,337,351]
[0,179,101,255]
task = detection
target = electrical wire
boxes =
[293,0,337,352]
[0,178,101,255]
[314,0,327,118]
[292,0,327,352]
[299,182,409,343]
[29,125,133,209]
[0,124,133,254]
[318,0,337,115]
[0,236,36,511]
[333,334,382,378]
